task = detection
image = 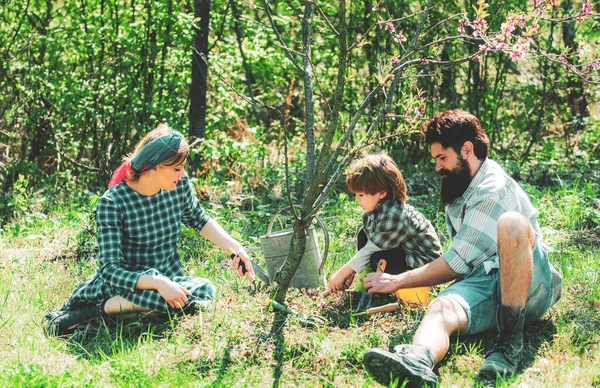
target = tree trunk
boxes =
[273,217,311,303]
[190,0,210,139]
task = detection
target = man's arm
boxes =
[363,256,460,294]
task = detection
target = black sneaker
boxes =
[363,344,438,387]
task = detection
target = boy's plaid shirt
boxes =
[360,199,443,269]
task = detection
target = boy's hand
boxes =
[327,267,355,295]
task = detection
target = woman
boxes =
[46,124,254,336]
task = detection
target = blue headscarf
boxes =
[108,130,184,188]
[130,130,183,171]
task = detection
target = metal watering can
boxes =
[252,206,329,289]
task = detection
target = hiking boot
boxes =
[363,344,438,387]
[45,302,106,336]
[480,305,526,379]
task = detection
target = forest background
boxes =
[1,0,599,386]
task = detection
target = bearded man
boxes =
[362,109,562,386]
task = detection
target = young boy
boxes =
[327,153,442,295]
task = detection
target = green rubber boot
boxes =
[480,305,526,379]
[363,344,438,387]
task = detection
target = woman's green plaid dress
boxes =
[60,176,216,313]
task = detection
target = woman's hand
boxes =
[231,247,255,278]
[197,220,255,279]
[157,278,192,309]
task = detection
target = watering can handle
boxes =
[266,205,329,274]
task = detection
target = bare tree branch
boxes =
[538,13,600,22]
[261,0,306,74]
[314,0,347,182]
[55,143,102,173]
[302,0,316,195]
[314,1,339,37]
[409,0,433,49]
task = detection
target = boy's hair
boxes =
[346,153,408,203]
[422,109,490,160]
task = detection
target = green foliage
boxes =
[4,363,73,387]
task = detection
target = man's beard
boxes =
[439,156,472,204]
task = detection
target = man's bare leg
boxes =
[481,211,534,378]
[498,212,534,306]
[413,296,468,363]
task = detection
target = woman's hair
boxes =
[422,109,489,160]
[124,124,189,181]
[345,153,408,203]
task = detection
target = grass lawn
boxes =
[1,176,599,387]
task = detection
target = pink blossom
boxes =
[386,22,396,33]
[510,15,526,29]
[583,0,594,16]
[458,19,466,35]
[472,16,488,38]
[577,1,594,22]
[558,53,568,63]
[394,33,407,43]
[594,59,600,70]
[511,36,530,59]
[390,57,400,66]
[479,44,491,53]
[422,58,429,64]
[378,20,385,29]
[577,44,585,57]
[248,1,257,9]
[531,0,550,17]
[372,5,380,12]
[501,22,515,36]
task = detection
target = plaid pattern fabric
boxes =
[62,176,216,314]
[348,200,442,272]
[443,158,544,277]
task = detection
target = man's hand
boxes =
[363,272,401,294]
